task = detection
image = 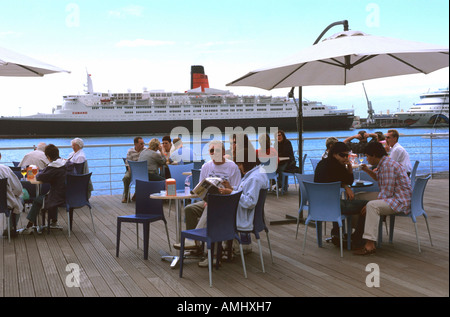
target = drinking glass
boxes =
[358,154,364,181]
[21,168,27,180]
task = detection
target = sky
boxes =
[0,0,448,118]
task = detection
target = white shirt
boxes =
[389,142,412,173]
[68,149,86,163]
[200,158,241,188]
[19,150,49,169]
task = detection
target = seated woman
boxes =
[18,144,67,234]
[138,138,166,181]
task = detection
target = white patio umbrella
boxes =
[227,21,449,222]
[227,30,449,89]
[0,45,70,77]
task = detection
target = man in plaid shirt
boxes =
[354,141,412,255]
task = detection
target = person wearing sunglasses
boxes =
[176,140,241,255]
[314,142,368,249]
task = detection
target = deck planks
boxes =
[1,178,448,297]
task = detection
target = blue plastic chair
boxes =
[410,160,420,189]
[190,169,201,203]
[237,188,273,273]
[127,160,149,203]
[179,191,246,287]
[377,176,432,253]
[310,158,321,171]
[9,166,22,180]
[193,159,205,170]
[282,154,306,193]
[116,180,171,260]
[302,181,351,257]
[0,178,12,242]
[65,173,95,237]
[168,163,194,191]
[167,163,195,215]
[294,174,315,239]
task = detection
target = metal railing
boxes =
[1,133,448,196]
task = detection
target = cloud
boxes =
[115,39,176,48]
[108,5,144,18]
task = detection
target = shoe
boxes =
[173,240,198,250]
[17,227,34,235]
[121,198,127,203]
[233,244,252,255]
[49,221,62,229]
[198,257,221,268]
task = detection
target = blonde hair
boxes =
[149,138,160,151]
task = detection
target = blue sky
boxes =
[0,0,448,118]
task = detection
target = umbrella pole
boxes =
[297,86,304,218]
[271,20,350,226]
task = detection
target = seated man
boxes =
[19,142,49,170]
[18,144,67,234]
[122,136,146,203]
[354,141,412,255]
[175,140,241,251]
[314,142,368,248]
[385,129,412,175]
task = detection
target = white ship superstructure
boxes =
[394,88,449,127]
[0,66,355,137]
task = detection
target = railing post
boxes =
[430,133,434,179]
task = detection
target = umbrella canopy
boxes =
[227,30,449,90]
[0,45,70,77]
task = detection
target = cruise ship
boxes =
[0,66,354,137]
[394,88,449,127]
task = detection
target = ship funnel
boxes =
[191,65,209,92]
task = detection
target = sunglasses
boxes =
[338,153,349,158]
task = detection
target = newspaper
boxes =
[191,177,224,201]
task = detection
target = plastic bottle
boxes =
[184,175,191,195]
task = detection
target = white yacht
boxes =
[394,88,449,127]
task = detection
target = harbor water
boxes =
[0,127,448,196]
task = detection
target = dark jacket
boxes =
[314,156,354,186]
[36,158,67,210]
[278,139,296,170]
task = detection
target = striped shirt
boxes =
[376,155,412,214]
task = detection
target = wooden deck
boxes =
[1,178,448,298]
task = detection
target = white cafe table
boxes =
[150,189,199,268]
